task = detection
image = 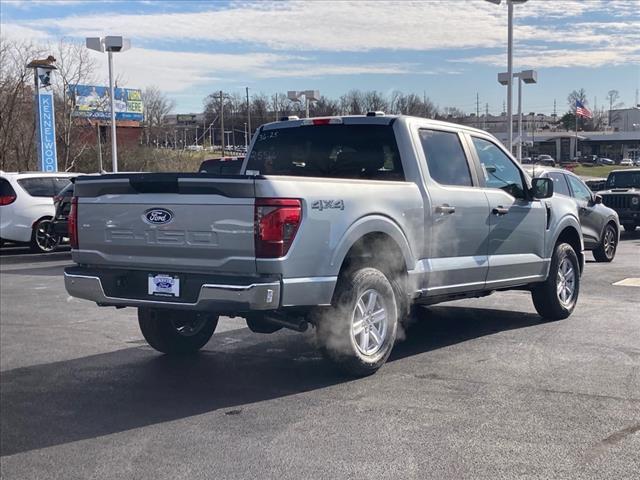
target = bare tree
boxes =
[606,89,624,127]
[53,39,98,171]
[0,38,44,171]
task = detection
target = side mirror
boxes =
[594,194,603,204]
[531,177,553,199]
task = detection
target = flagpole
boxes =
[575,102,579,159]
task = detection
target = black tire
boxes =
[138,308,218,354]
[316,267,398,377]
[30,218,60,253]
[592,223,617,262]
[622,224,637,232]
[531,243,580,320]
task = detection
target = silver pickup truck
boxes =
[65,114,584,376]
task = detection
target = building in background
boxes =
[609,107,640,132]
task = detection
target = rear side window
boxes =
[566,175,592,202]
[246,124,404,181]
[18,177,71,197]
[0,178,16,196]
[419,129,472,187]
[546,172,571,196]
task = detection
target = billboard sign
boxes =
[35,66,58,172]
[70,84,144,121]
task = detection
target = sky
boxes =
[1,0,639,115]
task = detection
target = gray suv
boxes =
[523,166,620,262]
[65,115,584,376]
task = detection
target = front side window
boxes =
[546,172,571,196]
[472,137,525,199]
[566,175,592,202]
[419,129,472,187]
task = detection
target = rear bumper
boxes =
[64,268,281,311]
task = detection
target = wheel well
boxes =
[32,215,53,229]
[339,232,407,279]
[556,226,583,273]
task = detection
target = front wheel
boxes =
[592,223,617,262]
[138,308,218,354]
[30,218,60,253]
[531,243,580,320]
[316,267,398,377]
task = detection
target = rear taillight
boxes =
[0,194,16,206]
[69,196,78,249]
[255,198,301,258]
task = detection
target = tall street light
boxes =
[486,0,528,155]
[287,90,320,118]
[86,36,131,173]
[499,69,537,161]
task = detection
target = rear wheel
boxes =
[316,267,397,377]
[138,308,218,354]
[592,223,617,262]
[30,218,60,253]
[531,242,580,320]
[622,224,637,232]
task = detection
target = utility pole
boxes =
[476,92,480,128]
[274,93,278,121]
[553,99,557,117]
[484,103,489,130]
[220,90,225,157]
[246,87,251,142]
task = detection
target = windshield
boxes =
[605,171,640,189]
[246,124,404,180]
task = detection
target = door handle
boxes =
[435,205,456,214]
[492,206,509,215]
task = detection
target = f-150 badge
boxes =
[311,200,344,211]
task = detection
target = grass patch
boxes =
[571,164,635,178]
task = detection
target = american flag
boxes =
[575,100,593,119]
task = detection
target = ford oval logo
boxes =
[144,208,173,225]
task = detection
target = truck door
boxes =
[417,128,490,295]
[470,136,547,287]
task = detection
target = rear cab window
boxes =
[246,123,404,181]
[17,177,71,197]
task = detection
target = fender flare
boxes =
[329,214,415,274]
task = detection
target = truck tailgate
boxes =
[72,174,257,273]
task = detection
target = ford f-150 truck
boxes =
[65,114,584,376]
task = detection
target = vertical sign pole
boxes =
[246,87,251,142]
[33,69,42,171]
[507,0,514,154]
[108,51,118,172]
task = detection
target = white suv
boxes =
[0,172,75,252]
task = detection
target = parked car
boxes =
[535,154,556,167]
[524,166,620,262]
[584,178,607,192]
[597,157,615,165]
[619,158,634,167]
[198,157,244,174]
[65,114,584,376]
[635,159,640,167]
[597,168,640,232]
[52,181,74,237]
[521,157,533,164]
[0,172,75,252]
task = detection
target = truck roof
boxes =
[262,113,493,137]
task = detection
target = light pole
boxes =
[287,90,320,118]
[499,69,537,161]
[86,36,130,173]
[244,122,248,148]
[487,0,529,154]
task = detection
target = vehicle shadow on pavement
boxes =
[1,306,542,457]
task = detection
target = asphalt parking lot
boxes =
[1,235,639,480]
